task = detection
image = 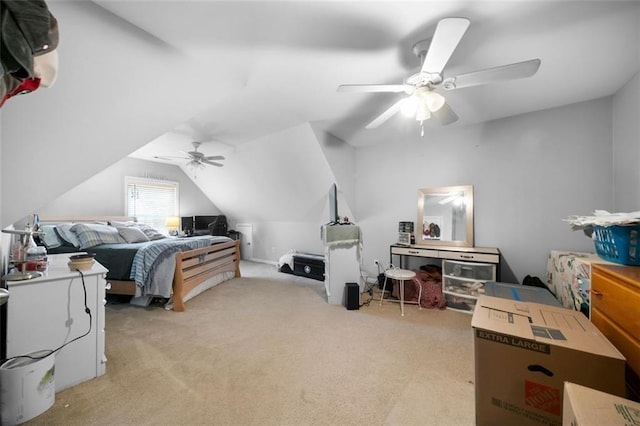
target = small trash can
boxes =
[0,350,55,425]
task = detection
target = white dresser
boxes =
[5,254,107,392]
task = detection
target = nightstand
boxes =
[5,254,108,392]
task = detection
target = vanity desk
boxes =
[390,244,500,313]
[390,244,500,269]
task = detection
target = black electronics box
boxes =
[280,253,325,281]
[344,282,360,310]
[292,253,325,281]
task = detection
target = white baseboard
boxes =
[244,258,278,266]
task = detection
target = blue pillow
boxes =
[39,224,63,249]
[54,223,81,247]
[70,223,125,249]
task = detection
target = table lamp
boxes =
[165,216,180,236]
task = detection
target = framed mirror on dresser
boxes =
[417,185,473,247]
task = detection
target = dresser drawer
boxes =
[439,251,499,264]
[391,246,439,258]
[443,259,496,281]
[592,307,640,379]
[592,270,640,340]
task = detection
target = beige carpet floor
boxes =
[27,261,475,425]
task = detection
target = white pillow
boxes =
[109,220,137,228]
[117,226,150,244]
[136,223,166,241]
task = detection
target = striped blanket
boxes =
[130,235,231,296]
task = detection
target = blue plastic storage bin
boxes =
[592,225,640,266]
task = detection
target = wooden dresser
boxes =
[591,263,640,401]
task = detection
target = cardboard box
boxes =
[484,281,562,307]
[563,382,640,425]
[472,295,626,426]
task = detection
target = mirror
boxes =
[417,185,474,247]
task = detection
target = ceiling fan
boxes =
[154,141,225,168]
[338,17,541,131]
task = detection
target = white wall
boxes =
[37,157,221,220]
[355,97,614,283]
[313,126,357,221]
[612,71,640,211]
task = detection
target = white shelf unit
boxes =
[5,254,108,392]
[442,259,496,314]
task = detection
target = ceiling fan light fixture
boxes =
[400,95,419,117]
[425,91,445,112]
[415,102,431,122]
[187,159,203,170]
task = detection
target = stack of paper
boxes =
[565,210,640,230]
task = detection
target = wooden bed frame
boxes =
[107,239,240,311]
[40,216,241,311]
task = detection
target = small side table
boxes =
[379,268,419,316]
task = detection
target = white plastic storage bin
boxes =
[444,292,479,313]
[442,259,496,313]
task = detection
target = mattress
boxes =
[88,242,152,281]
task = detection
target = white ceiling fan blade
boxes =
[154,155,189,161]
[204,155,225,161]
[365,98,405,129]
[338,84,409,93]
[202,160,224,167]
[443,59,541,90]
[421,17,470,74]
[432,102,459,125]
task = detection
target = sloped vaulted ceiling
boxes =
[185,123,354,225]
[0,1,243,226]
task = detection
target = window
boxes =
[125,176,178,233]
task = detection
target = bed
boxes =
[38,216,241,311]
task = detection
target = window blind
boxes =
[125,177,178,232]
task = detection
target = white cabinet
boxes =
[322,224,361,305]
[324,244,360,304]
[6,254,107,391]
[442,259,496,313]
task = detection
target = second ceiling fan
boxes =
[338,17,541,130]
[155,141,225,168]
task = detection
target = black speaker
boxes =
[344,282,360,310]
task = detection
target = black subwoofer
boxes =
[344,282,360,310]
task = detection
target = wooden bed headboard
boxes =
[38,216,137,224]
